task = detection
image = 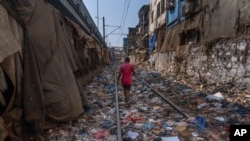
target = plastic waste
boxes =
[194,115,206,131]
[96,75,107,81]
[79,129,86,136]
[143,134,148,140]
[192,132,198,141]
[126,131,139,139]
[104,84,115,92]
[214,116,225,122]
[192,132,198,137]
[162,121,169,128]
[93,131,109,139]
[142,122,155,130]
[206,92,224,101]
[165,127,173,130]
[101,119,112,129]
[161,136,180,141]
[197,103,207,109]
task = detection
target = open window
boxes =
[179,29,200,45]
[182,0,194,16]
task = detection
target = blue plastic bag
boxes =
[194,115,206,131]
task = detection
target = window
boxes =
[157,3,160,17]
[142,14,145,25]
[139,15,142,25]
[161,0,165,14]
[151,11,154,23]
[179,29,200,45]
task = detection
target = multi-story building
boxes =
[137,5,149,49]
[126,27,137,56]
[123,37,128,54]
[160,0,250,52]
[147,0,250,85]
[149,0,167,52]
[134,5,150,62]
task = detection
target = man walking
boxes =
[117,57,135,108]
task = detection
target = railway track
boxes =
[46,63,221,140]
[114,65,190,141]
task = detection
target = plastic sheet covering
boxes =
[0,67,7,107]
[160,27,179,52]
[0,2,24,139]
[0,4,21,63]
[95,43,102,59]
[4,0,89,135]
[69,19,93,42]
[149,34,156,53]
[0,117,7,140]
[86,40,96,49]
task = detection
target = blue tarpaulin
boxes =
[149,34,155,53]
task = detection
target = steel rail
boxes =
[135,75,190,118]
[134,74,223,140]
[115,71,122,141]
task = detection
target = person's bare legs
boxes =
[124,89,130,108]
[127,89,130,106]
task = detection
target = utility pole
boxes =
[103,16,105,44]
[101,16,105,54]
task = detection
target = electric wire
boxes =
[116,0,127,42]
[116,0,131,46]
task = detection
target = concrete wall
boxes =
[148,37,250,85]
[149,51,175,74]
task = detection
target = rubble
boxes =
[44,62,249,140]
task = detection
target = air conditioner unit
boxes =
[166,0,175,10]
[182,2,193,16]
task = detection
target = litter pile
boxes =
[44,63,249,141]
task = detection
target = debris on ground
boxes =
[44,62,249,140]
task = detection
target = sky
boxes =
[83,0,149,47]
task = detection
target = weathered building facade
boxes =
[149,0,167,52]
[134,5,150,63]
[148,0,250,85]
[137,5,150,49]
[126,27,137,56]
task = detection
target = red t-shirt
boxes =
[119,62,135,85]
